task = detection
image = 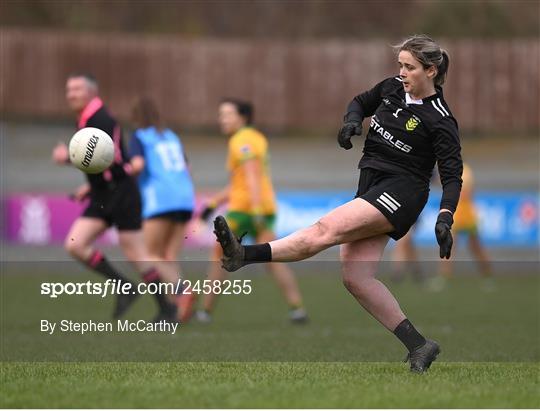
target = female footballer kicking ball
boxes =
[213,35,463,373]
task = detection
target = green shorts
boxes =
[226,211,276,238]
[455,223,479,236]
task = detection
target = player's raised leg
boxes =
[274,198,392,260]
[214,198,392,271]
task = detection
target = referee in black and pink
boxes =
[52,73,177,322]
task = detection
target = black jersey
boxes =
[345,76,463,213]
[77,98,131,193]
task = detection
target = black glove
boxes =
[435,211,454,259]
[200,204,216,221]
[337,121,363,150]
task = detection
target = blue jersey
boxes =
[130,127,195,219]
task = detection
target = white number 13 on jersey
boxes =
[156,142,185,171]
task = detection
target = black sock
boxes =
[244,243,272,263]
[393,319,426,352]
[142,269,175,313]
[87,250,132,283]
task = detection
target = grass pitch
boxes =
[2,362,538,408]
[1,262,539,408]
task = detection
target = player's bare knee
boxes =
[310,219,338,250]
[342,272,373,301]
[64,236,85,259]
[341,256,377,295]
[63,237,74,254]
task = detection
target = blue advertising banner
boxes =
[275,191,539,247]
[4,191,538,248]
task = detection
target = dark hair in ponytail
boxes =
[394,34,450,86]
[434,50,450,86]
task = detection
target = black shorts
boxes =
[146,210,193,223]
[355,168,429,241]
[83,178,142,231]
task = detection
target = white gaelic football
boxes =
[69,127,114,174]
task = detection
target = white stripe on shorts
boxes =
[378,195,397,212]
[381,192,401,208]
[376,198,395,214]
